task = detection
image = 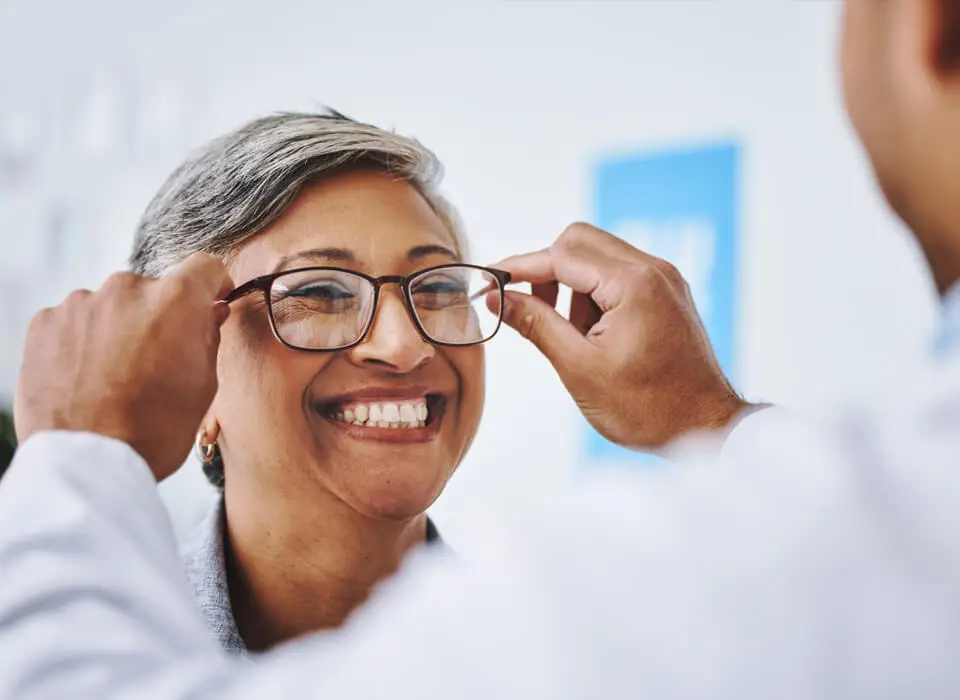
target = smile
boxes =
[316,394,446,443]
[328,398,429,428]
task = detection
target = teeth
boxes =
[327,398,431,430]
[382,403,401,422]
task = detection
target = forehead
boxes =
[228,170,459,282]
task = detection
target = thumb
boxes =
[501,290,592,371]
[212,300,231,327]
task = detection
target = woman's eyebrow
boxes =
[271,244,456,273]
[273,248,356,272]
[408,245,458,262]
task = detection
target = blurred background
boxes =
[0,0,939,548]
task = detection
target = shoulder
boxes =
[180,496,247,654]
[180,497,226,595]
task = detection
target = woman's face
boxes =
[210,170,484,520]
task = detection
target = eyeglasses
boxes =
[223,264,512,351]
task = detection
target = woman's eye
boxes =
[413,279,467,296]
[412,278,470,312]
[287,284,354,301]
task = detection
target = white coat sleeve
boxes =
[0,432,239,699]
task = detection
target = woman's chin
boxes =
[338,475,446,522]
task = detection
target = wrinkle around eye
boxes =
[273,295,364,319]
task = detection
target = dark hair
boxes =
[201,448,225,490]
[0,409,16,480]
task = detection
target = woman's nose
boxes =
[347,288,435,373]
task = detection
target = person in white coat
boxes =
[3,0,960,697]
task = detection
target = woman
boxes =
[130,111,507,654]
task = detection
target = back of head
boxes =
[841,0,960,292]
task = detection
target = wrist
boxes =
[698,391,752,432]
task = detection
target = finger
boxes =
[494,248,559,285]
[501,290,593,371]
[213,301,231,327]
[495,247,604,300]
[532,281,559,309]
[569,291,602,336]
[498,243,628,314]
[205,313,226,366]
[62,288,93,306]
[495,224,671,290]
[562,223,665,265]
[167,252,234,301]
[485,289,503,317]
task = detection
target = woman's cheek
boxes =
[449,346,485,441]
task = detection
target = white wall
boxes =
[0,0,939,547]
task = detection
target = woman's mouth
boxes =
[316,394,446,442]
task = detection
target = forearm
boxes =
[0,432,236,699]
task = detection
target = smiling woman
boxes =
[130,111,506,654]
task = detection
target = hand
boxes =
[495,223,749,451]
[14,254,233,481]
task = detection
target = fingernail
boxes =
[213,301,231,325]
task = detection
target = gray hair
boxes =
[131,109,466,488]
[130,109,466,277]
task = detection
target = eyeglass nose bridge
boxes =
[366,274,417,311]
[368,274,408,290]
[358,274,426,345]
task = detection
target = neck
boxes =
[223,481,428,652]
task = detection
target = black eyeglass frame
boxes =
[222,263,512,352]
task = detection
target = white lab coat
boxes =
[1,356,960,699]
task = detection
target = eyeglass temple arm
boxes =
[466,270,512,303]
[221,278,269,304]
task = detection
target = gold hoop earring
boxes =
[196,431,218,464]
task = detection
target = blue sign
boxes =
[584,141,740,462]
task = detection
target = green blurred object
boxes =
[0,407,15,478]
